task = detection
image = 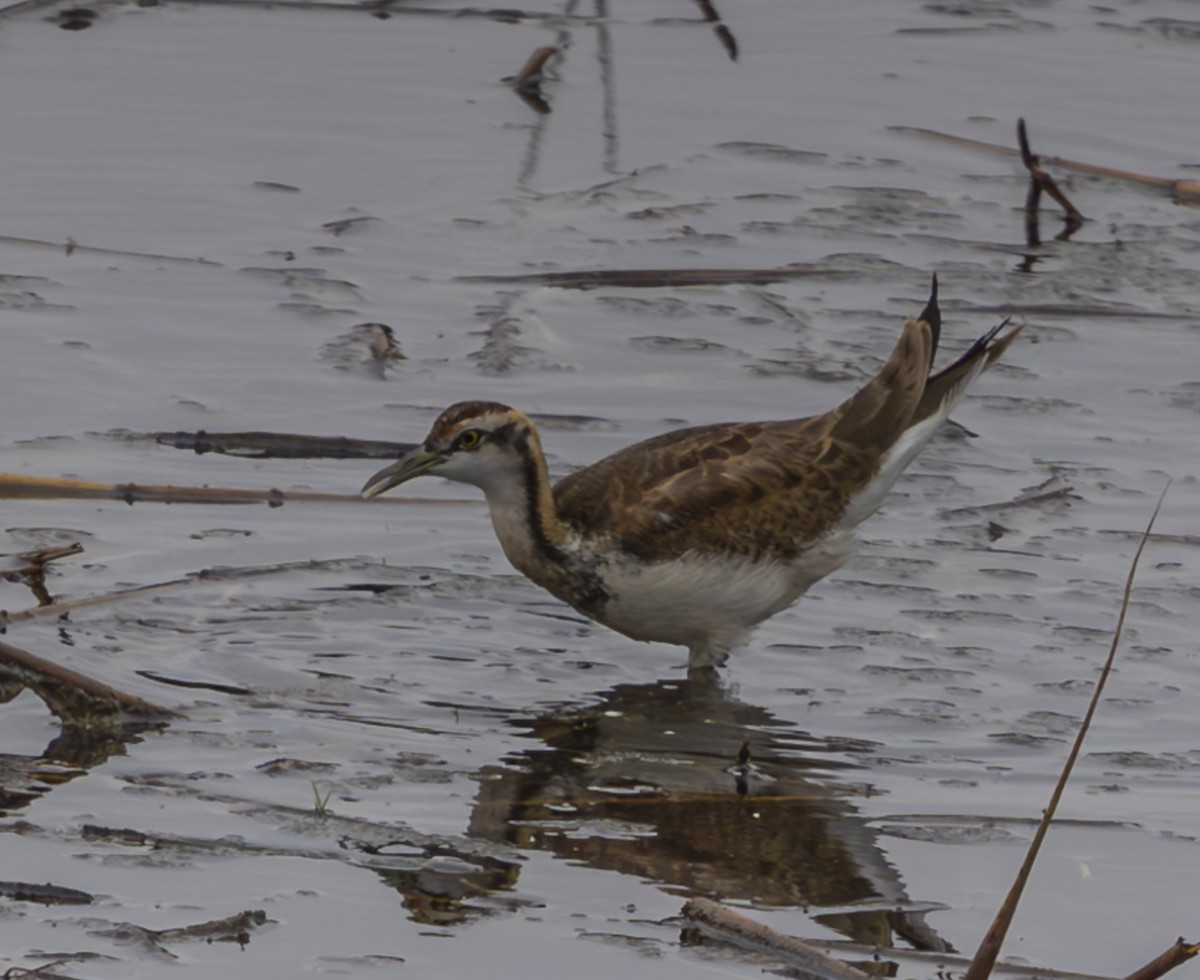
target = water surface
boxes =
[2,0,1199,976]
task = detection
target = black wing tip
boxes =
[973,316,1014,353]
[928,316,1020,385]
[918,273,942,367]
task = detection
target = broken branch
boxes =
[1125,938,1200,980]
[0,637,175,723]
[1018,118,1084,244]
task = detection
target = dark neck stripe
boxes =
[514,430,562,565]
[510,427,612,615]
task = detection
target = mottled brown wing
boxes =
[553,419,796,559]
[553,316,935,562]
[555,417,890,561]
[553,420,765,540]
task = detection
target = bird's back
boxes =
[553,413,876,562]
[553,310,1016,567]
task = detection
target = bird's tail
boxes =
[912,314,1024,426]
[834,277,1024,529]
[826,274,941,453]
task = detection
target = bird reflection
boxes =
[468,674,949,952]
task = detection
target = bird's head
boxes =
[361,401,538,498]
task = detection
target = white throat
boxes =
[476,469,552,577]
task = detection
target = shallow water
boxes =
[2,0,1200,976]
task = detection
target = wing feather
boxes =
[552,290,1019,565]
[554,417,879,561]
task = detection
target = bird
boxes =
[361,278,1023,670]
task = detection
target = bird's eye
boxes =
[457,429,482,449]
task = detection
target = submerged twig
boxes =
[136,670,254,696]
[0,964,86,980]
[0,556,381,631]
[1098,530,1200,547]
[2,574,202,631]
[682,897,871,980]
[90,909,268,959]
[963,484,1170,980]
[144,0,598,23]
[458,264,851,289]
[154,909,268,945]
[694,0,738,61]
[152,430,416,460]
[939,480,1077,517]
[321,215,380,236]
[0,881,94,905]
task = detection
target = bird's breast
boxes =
[585,543,851,649]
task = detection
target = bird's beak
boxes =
[361,447,443,499]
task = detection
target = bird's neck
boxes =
[477,428,571,583]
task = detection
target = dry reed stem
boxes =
[963,484,1170,980]
[0,473,464,507]
[0,233,218,264]
[890,125,1200,204]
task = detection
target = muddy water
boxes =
[2,0,1199,976]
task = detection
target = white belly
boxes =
[593,532,854,666]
